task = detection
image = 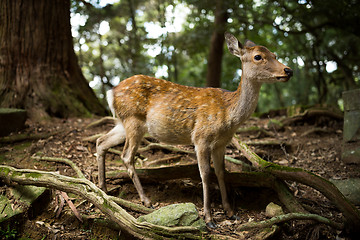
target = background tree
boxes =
[71,0,360,113]
[205,0,228,88]
[0,0,106,120]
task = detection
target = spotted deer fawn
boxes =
[96,32,293,228]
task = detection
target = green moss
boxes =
[118,191,127,199]
[0,108,26,114]
[48,77,94,118]
[237,126,261,132]
[0,167,10,176]
[13,142,31,150]
[11,171,23,178]
[25,172,42,179]
[267,119,284,129]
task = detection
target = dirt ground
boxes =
[0,109,359,239]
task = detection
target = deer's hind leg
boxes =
[122,117,150,206]
[96,123,126,192]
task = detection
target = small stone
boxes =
[137,203,206,231]
[265,202,284,217]
[278,159,289,165]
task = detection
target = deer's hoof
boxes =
[206,221,217,229]
[142,198,151,208]
[228,214,240,221]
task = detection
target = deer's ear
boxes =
[244,40,257,48]
[225,32,243,57]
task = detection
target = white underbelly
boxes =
[146,119,193,145]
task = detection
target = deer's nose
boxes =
[284,68,293,77]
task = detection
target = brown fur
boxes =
[96,33,293,226]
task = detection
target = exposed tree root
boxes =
[1,163,336,239]
[231,137,360,234]
[138,142,194,155]
[145,154,183,166]
[300,127,332,137]
[106,163,305,214]
[31,154,153,214]
[0,165,203,239]
[0,131,61,144]
[237,213,343,231]
[281,109,343,126]
[32,155,85,179]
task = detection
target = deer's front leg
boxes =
[195,143,215,228]
[212,146,239,220]
[96,124,126,192]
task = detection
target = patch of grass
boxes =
[13,142,32,151]
[0,225,17,240]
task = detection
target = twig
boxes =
[145,155,183,166]
[60,191,83,222]
[138,142,194,155]
[55,190,65,218]
[85,116,115,129]
[237,213,344,231]
[31,155,85,179]
[82,133,104,142]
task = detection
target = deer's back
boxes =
[112,75,235,145]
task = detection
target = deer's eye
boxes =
[254,55,262,61]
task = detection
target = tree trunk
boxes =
[205,0,228,88]
[0,0,106,120]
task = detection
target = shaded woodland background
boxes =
[1,1,360,239]
[71,0,360,113]
[1,0,360,117]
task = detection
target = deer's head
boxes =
[225,32,293,83]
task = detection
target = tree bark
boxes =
[205,0,228,88]
[0,0,106,120]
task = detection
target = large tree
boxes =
[0,0,106,120]
[205,0,228,88]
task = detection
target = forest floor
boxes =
[1,109,359,240]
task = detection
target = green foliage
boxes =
[0,225,17,240]
[71,0,360,113]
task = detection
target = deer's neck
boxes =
[228,75,262,126]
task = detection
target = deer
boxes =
[96,32,293,228]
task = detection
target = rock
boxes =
[137,203,206,231]
[0,185,49,224]
[342,146,360,164]
[343,110,360,142]
[0,108,27,137]
[330,178,360,205]
[342,89,360,164]
[265,202,284,217]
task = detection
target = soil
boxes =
[0,111,359,240]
